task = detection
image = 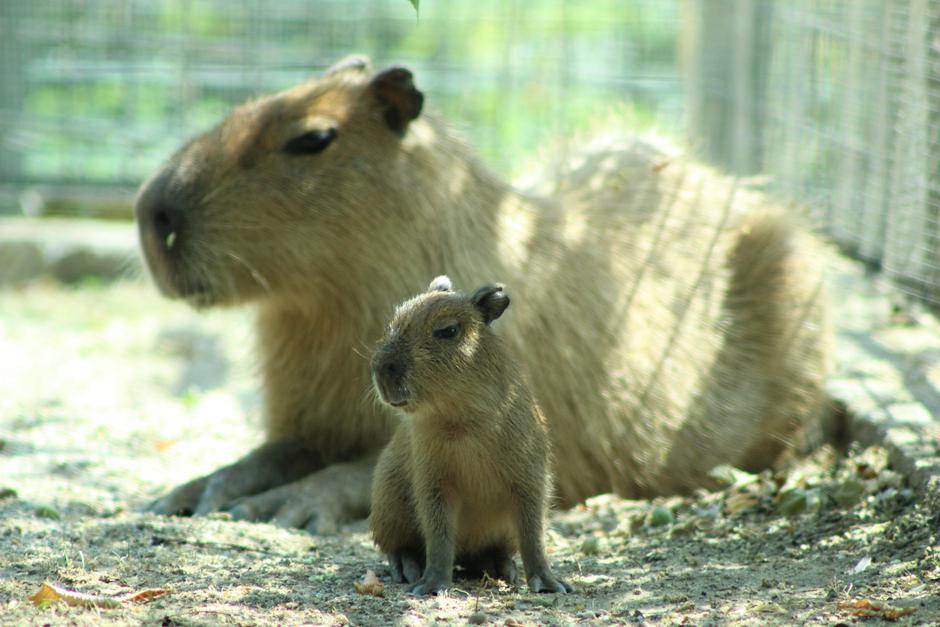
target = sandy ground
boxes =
[1,271,939,625]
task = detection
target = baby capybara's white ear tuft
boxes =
[323,55,371,78]
[428,275,453,292]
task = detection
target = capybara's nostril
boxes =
[382,360,403,381]
[152,204,183,246]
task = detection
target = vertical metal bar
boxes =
[0,2,26,209]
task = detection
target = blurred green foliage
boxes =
[1,1,682,215]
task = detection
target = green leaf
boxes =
[34,505,61,520]
[649,505,674,527]
[408,0,419,14]
[777,488,807,516]
[777,487,823,516]
[829,478,866,508]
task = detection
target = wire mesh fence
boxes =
[0,0,682,216]
[3,1,940,305]
[685,0,940,305]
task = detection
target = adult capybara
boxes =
[137,56,831,532]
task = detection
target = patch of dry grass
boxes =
[1,279,938,625]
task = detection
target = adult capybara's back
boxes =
[137,57,831,523]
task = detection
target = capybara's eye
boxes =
[283,128,337,155]
[432,324,460,340]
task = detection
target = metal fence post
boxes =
[681,0,772,175]
[0,3,27,211]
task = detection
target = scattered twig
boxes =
[30,582,168,609]
[838,599,915,621]
[149,535,297,557]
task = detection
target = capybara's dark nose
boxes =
[135,167,186,251]
[372,355,410,407]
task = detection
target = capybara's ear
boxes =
[471,284,510,324]
[428,275,453,292]
[369,67,424,135]
[324,55,371,77]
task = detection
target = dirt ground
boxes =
[1,262,939,625]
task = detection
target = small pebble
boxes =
[581,537,600,555]
[206,511,233,521]
[877,470,902,490]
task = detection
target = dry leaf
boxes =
[353,570,384,597]
[753,601,783,613]
[29,582,168,609]
[838,599,915,620]
[153,439,179,452]
[123,589,170,603]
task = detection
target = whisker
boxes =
[117,251,144,282]
[197,181,233,208]
[359,381,386,414]
[352,340,376,363]
[224,250,271,293]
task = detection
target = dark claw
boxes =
[145,474,210,516]
[224,498,256,521]
[528,573,573,594]
[407,576,450,596]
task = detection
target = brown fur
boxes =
[137,56,831,520]
[369,277,570,594]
